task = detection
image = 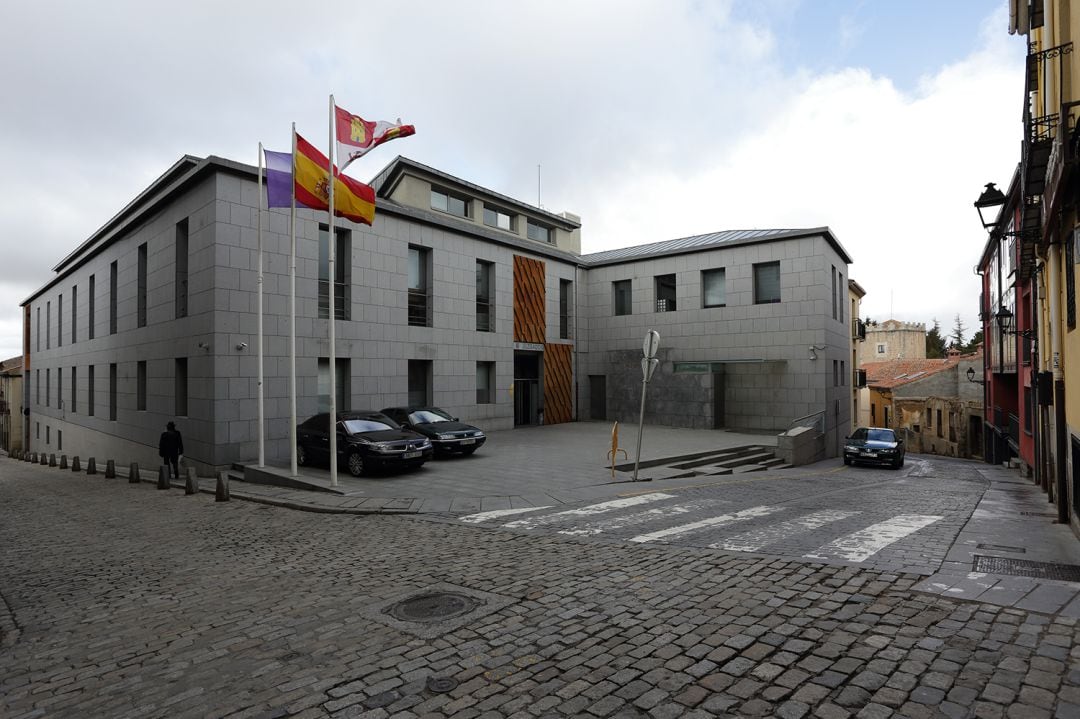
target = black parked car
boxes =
[843,427,905,468]
[296,411,433,477]
[379,406,486,456]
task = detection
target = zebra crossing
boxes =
[458,492,944,567]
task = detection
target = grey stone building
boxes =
[21,154,854,472]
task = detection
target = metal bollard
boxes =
[129,462,140,484]
[87,457,97,475]
[40,453,48,465]
[105,460,116,478]
[59,454,68,469]
[185,467,199,495]
[215,472,230,502]
[71,456,81,472]
[157,465,170,490]
[49,454,56,467]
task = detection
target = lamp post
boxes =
[974,182,1007,231]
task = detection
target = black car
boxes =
[843,427,905,468]
[296,411,433,477]
[380,406,486,456]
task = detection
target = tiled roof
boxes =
[862,357,965,390]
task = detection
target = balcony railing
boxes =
[854,368,867,388]
[852,319,866,341]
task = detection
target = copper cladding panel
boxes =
[513,255,546,344]
[543,343,573,425]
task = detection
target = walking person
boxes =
[158,421,184,479]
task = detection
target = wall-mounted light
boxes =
[809,345,826,360]
[197,342,210,351]
[974,182,1006,231]
[966,367,986,385]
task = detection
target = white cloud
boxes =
[0,1,1023,358]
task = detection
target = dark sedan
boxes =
[843,427,905,468]
[380,406,486,456]
[296,411,433,477]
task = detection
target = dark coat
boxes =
[158,429,184,459]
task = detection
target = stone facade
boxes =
[860,319,926,364]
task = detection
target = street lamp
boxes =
[974,182,1007,231]
[966,367,985,385]
[995,305,1014,334]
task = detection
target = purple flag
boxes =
[264,149,294,208]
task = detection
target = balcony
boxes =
[854,368,867,388]
[852,319,866,341]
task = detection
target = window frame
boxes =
[613,279,632,316]
[752,261,781,304]
[526,220,551,244]
[430,187,469,218]
[475,260,494,332]
[701,268,726,308]
[408,245,432,327]
[482,205,514,232]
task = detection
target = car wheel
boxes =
[462,447,478,456]
[297,444,308,467]
[346,452,364,477]
[843,457,851,466]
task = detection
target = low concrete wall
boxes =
[776,425,825,466]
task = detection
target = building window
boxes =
[559,279,572,340]
[318,225,350,320]
[926,406,932,428]
[831,266,837,320]
[110,260,118,334]
[655,274,677,312]
[176,218,189,319]
[36,307,40,352]
[46,301,50,349]
[57,430,62,452]
[46,426,50,445]
[35,369,39,405]
[832,360,838,387]
[526,220,551,244]
[841,360,846,386]
[46,368,50,408]
[837,272,844,324]
[35,422,39,440]
[175,358,188,417]
[936,409,943,438]
[137,242,148,327]
[753,262,781,304]
[71,366,76,414]
[57,294,62,347]
[71,285,77,344]
[877,343,885,354]
[476,260,493,332]
[317,357,350,414]
[110,363,117,421]
[57,368,62,411]
[137,361,146,411]
[702,268,726,308]
[408,245,432,327]
[1025,387,1033,434]
[88,365,95,416]
[613,280,632,316]
[430,187,468,218]
[483,205,513,231]
[477,361,494,404]
[408,359,432,406]
[88,274,95,340]
[1068,230,1077,330]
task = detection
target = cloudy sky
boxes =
[0,0,1023,360]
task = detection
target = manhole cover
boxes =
[973,555,1080,581]
[387,592,480,623]
[976,543,1026,553]
[426,676,458,693]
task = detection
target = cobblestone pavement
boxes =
[3,459,1080,719]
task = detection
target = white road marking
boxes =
[628,505,782,544]
[711,509,859,552]
[804,514,943,562]
[557,499,729,536]
[459,506,554,523]
[501,493,676,529]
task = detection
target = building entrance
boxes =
[514,352,542,426]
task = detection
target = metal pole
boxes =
[256,143,265,468]
[327,94,338,488]
[289,125,298,477]
[632,376,648,481]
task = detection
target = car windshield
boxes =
[408,409,453,424]
[867,429,896,443]
[342,418,396,433]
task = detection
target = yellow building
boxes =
[849,279,867,429]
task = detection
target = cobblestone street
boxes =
[3,459,1080,718]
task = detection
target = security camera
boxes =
[236,342,248,350]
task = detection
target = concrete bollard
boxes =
[128,462,140,484]
[49,454,56,467]
[40,453,48,465]
[29,452,37,463]
[105,460,116,478]
[87,457,97,475]
[157,465,170,490]
[71,456,81,472]
[185,467,199,495]
[59,454,67,469]
[215,472,230,502]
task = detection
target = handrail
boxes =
[788,410,825,435]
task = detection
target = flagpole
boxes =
[257,142,266,468]
[327,94,339,488]
[289,125,298,476]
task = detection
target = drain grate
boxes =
[387,592,479,623]
[973,555,1080,581]
[976,544,1026,553]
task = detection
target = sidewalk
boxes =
[913,464,1080,615]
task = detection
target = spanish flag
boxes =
[294,132,376,226]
